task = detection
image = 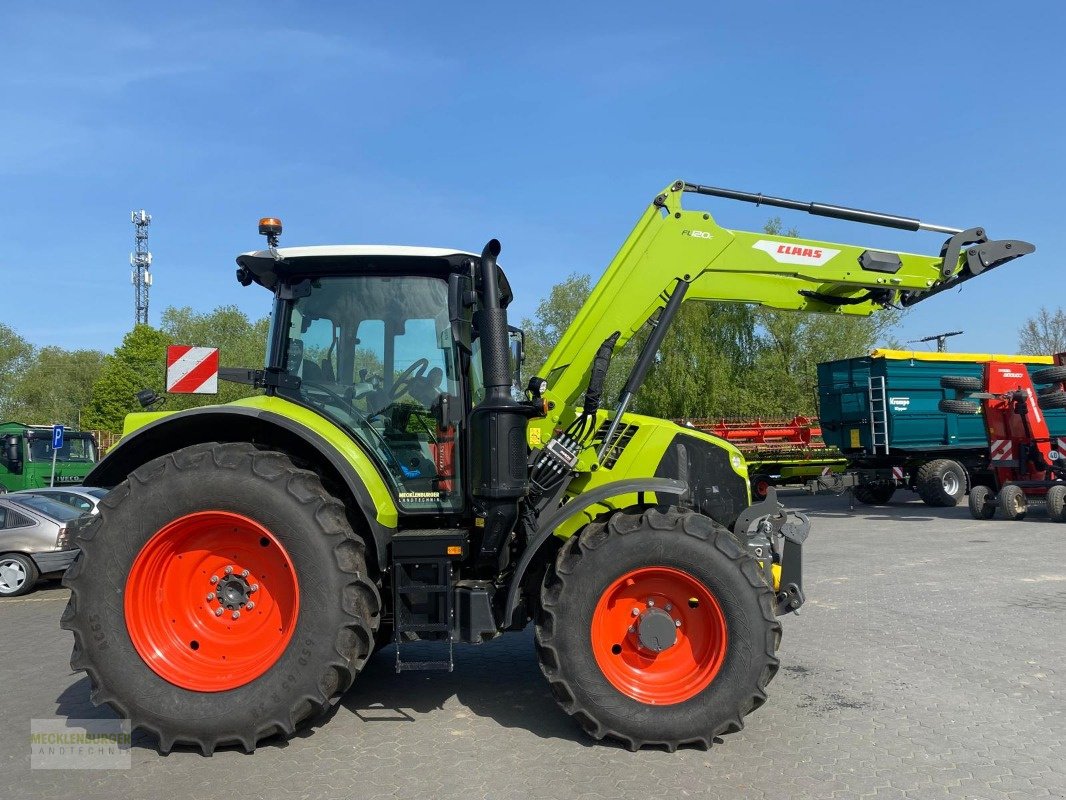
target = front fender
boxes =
[502,477,686,627]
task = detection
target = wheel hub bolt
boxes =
[231,611,240,620]
[224,565,234,575]
[206,593,215,601]
[631,607,639,616]
[246,601,255,610]
[664,603,672,612]
[214,608,223,617]
[240,569,250,578]
[647,599,655,607]
[249,584,259,593]
[210,575,219,585]
[674,619,682,628]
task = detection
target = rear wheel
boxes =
[999,484,1027,521]
[536,507,780,751]
[0,553,38,597]
[968,485,996,520]
[916,459,967,507]
[853,482,896,505]
[61,442,380,754]
[1045,485,1066,522]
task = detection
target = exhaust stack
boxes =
[469,239,535,567]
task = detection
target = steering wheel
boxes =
[391,358,430,400]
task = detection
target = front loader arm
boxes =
[540,179,1034,414]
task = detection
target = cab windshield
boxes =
[282,275,462,512]
[26,435,96,463]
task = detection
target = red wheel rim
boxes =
[754,479,770,499]
[591,567,727,705]
[124,511,300,692]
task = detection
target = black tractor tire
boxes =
[1045,485,1066,523]
[938,398,982,415]
[1031,365,1066,385]
[915,459,967,507]
[1038,390,1066,410]
[0,552,39,597]
[749,474,772,502]
[536,507,780,751]
[998,484,1027,521]
[940,375,983,392]
[61,442,381,754]
[968,485,996,520]
[852,482,896,506]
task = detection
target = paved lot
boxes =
[1,491,1064,800]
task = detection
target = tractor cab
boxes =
[235,244,519,516]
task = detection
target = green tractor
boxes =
[62,181,1032,752]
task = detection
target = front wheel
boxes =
[536,507,780,751]
[61,442,381,754]
[968,486,996,520]
[853,482,896,506]
[1045,485,1066,522]
[999,484,1027,521]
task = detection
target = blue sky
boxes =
[1,1,1062,355]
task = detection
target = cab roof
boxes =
[235,244,510,302]
[236,245,482,292]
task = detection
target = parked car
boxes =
[12,486,108,515]
[0,494,85,597]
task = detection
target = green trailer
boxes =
[0,422,99,491]
[815,350,1066,506]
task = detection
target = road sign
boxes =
[166,345,220,394]
[50,425,64,488]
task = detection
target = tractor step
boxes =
[396,660,453,672]
[390,529,465,673]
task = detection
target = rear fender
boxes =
[85,404,397,571]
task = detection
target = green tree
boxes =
[0,323,33,419]
[82,325,173,433]
[160,305,270,409]
[1018,306,1066,355]
[8,347,105,426]
[521,273,594,376]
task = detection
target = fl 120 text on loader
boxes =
[62,179,1033,752]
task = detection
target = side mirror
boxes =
[4,435,22,473]
[448,272,475,353]
[507,326,525,387]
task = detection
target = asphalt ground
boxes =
[1,490,1063,800]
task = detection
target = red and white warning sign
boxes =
[891,466,904,480]
[166,345,219,394]
[989,439,1014,462]
[821,466,833,477]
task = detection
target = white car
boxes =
[12,487,108,515]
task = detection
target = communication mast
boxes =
[130,210,153,325]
